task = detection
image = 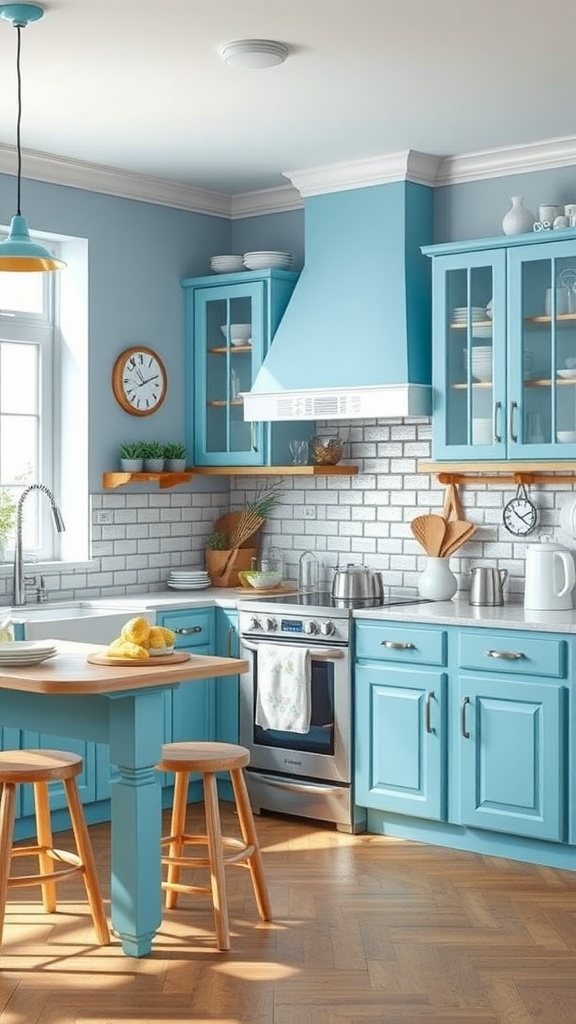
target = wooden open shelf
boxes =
[418,460,576,486]
[102,464,359,488]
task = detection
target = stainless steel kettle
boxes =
[331,564,384,601]
[469,566,508,606]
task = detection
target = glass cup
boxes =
[289,439,308,464]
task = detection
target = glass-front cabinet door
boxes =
[428,232,576,460]
[508,238,576,456]
[432,249,506,459]
[194,282,264,466]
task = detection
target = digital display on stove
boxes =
[280,619,304,632]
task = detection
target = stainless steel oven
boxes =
[238,588,426,834]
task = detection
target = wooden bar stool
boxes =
[0,749,110,947]
[158,741,271,950]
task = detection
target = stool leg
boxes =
[203,771,230,951]
[164,769,190,910]
[0,783,16,947]
[63,777,110,945]
[230,768,272,921]
[33,782,57,913]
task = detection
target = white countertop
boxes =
[353,598,576,634]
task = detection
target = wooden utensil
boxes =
[442,483,463,522]
[440,520,476,558]
[410,514,446,556]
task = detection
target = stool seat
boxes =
[0,749,109,947]
[158,741,271,950]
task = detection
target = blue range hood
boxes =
[244,155,434,422]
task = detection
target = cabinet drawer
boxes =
[458,630,566,678]
[157,607,214,649]
[355,621,447,666]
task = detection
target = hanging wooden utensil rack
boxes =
[419,461,576,487]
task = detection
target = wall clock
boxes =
[502,483,538,536]
[112,346,167,416]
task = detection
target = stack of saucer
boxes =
[0,640,57,667]
[452,306,487,324]
[243,251,293,271]
[167,569,211,591]
[210,255,244,273]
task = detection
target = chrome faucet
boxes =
[13,484,65,606]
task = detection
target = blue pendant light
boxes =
[0,3,65,271]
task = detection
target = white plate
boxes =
[0,652,57,666]
[0,641,56,652]
[557,369,576,379]
[167,582,212,590]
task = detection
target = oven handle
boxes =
[241,639,345,661]
[250,772,344,795]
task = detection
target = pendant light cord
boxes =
[15,24,22,216]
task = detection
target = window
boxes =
[0,268,57,559]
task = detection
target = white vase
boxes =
[502,196,535,236]
[418,557,458,601]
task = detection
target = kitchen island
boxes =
[0,639,248,957]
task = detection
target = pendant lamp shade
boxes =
[0,3,65,272]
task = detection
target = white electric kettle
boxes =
[524,535,576,611]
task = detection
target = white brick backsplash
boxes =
[0,415,572,608]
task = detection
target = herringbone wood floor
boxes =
[1,803,576,1023]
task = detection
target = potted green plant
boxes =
[163,441,187,472]
[141,441,165,472]
[0,489,16,560]
[119,441,145,472]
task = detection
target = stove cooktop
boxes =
[242,589,426,612]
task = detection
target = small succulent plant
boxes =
[163,441,187,460]
[119,441,146,460]
[141,441,165,459]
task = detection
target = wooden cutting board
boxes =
[235,584,297,596]
[87,651,191,667]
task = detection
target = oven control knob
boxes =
[263,617,278,632]
[249,616,261,630]
[304,620,319,635]
[320,620,336,636]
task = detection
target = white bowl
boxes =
[220,323,251,344]
[244,571,283,589]
[557,431,576,443]
[149,646,175,657]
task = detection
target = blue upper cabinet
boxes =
[423,230,576,460]
[181,269,310,466]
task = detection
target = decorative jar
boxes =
[417,557,458,601]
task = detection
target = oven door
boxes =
[239,637,350,784]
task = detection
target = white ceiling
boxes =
[0,0,575,197]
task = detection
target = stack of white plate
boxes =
[210,255,244,273]
[243,251,294,271]
[0,641,57,667]
[167,569,211,591]
[452,306,487,322]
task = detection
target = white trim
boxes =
[2,136,576,218]
[242,384,431,422]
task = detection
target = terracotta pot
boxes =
[205,547,258,588]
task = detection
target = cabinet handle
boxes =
[380,640,415,650]
[460,695,471,739]
[174,625,203,635]
[485,648,525,660]
[250,421,258,452]
[425,690,435,734]
[493,401,502,444]
[509,401,518,443]
[227,624,237,658]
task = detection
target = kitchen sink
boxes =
[6,603,155,644]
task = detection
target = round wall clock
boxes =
[502,483,538,536]
[112,346,167,416]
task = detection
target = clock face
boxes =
[502,496,538,536]
[112,347,167,416]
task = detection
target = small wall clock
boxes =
[112,346,167,416]
[502,483,538,536]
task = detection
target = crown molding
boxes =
[437,135,576,186]
[230,185,303,219]
[3,135,576,220]
[0,144,234,218]
[284,150,443,196]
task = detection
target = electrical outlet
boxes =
[94,510,113,525]
[303,506,316,519]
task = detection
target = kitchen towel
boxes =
[255,643,311,733]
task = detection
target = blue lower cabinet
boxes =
[215,607,240,745]
[20,733,96,815]
[458,674,565,842]
[355,662,447,821]
[156,607,216,748]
